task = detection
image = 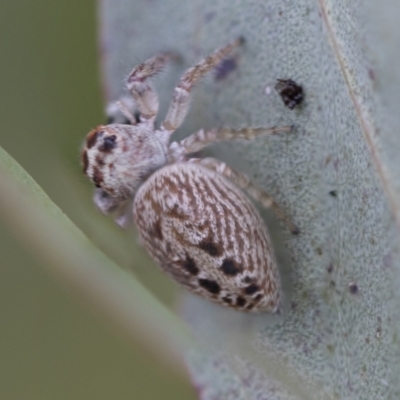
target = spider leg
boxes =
[159,38,243,140]
[126,52,176,123]
[93,188,133,228]
[188,157,299,234]
[116,100,137,124]
[178,125,292,154]
[105,96,137,125]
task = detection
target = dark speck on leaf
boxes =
[348,282,359,295]
[214,58,237,81]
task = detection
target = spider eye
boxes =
[100,135,117,152]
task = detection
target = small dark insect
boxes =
[329,190,337,197]
[275,79,303,109]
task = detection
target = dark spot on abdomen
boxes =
[199,240,222,257]
[236,296,246,307]
[182,255,199,276]
[198,278,220,294]
[244,284,260,295]
[221,259,241,276]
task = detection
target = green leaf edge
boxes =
[0,145,196,374]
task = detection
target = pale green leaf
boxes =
[100,0,400,398]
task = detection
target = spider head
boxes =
[81,124,167,201]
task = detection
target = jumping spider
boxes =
[81,38,298,312]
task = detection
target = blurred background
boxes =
[0,2,195,399]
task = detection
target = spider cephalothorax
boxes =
[82,38,298,312]
[82,123,167,199]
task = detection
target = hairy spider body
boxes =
[134,162,279,312]
[82,38,298,312]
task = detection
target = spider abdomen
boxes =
[133,162,281,312]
